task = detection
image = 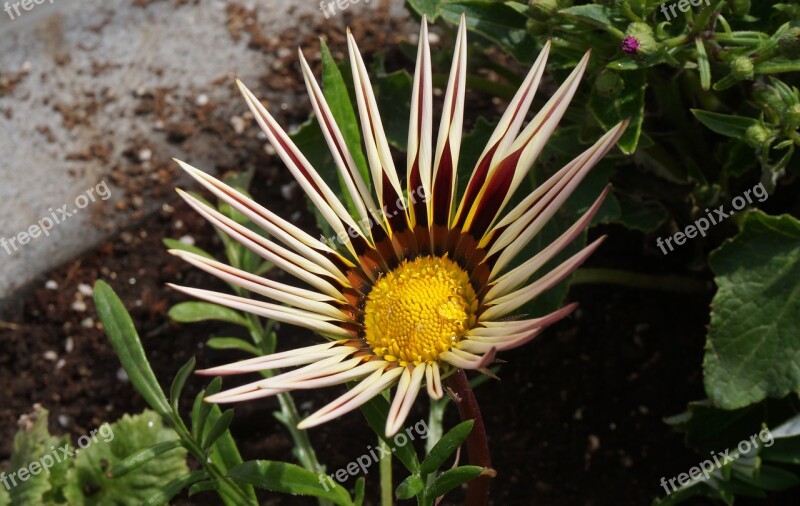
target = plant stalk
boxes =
[378,439,393,506]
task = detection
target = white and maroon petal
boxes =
[439,346,496,370]
[168,284,353,339]
[196,341,351,375]
[386,364,426,436]
[480,237,605,321]
[297,366,404,430]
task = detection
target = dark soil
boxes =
[3,4,799,506]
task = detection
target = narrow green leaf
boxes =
[94,281,171,418]
[395,474,424,500]
[695,38,711,90]
[170,356,196,414]
[420,420,474,475]
[110,440,184,478]
[353,477,365,506]
[143,470,209,506]
[162,238,215,260]
[206,337,261,356]
[202,409,235,450]
[691,109,758,139]
[227,460,354,506]
[188,480,218,497]
[168,302,250,327]
[192,377,222,439]
[427,465,484,499]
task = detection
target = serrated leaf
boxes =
[227,460,353,506]
[704,211,800,409]
[64,411,189,506]
[94,281,171,418]
[395,474,424,500]
[427,465,484,499]
[589,70,645,154]
[4,407,70,505]
[420,420,473,475]
[691,110,759,139]
[168,302,250,327]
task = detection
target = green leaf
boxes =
[162,238,215,260]
[589,70,646,154]
[438,2,537,63]
[201,403,256,503]
[143,470,208,506]
[420,420,474,475]
[206,337,261,356]
[320,39,370,192]
[64,411,189,506]
[406,0,442,20]
[733,464,800,491]
[695,38,711,91]
[395,474,424,500]
[761,437,800,464]
[191,377,222,440]
[170,356,195,414]
[353,477,365,506]
[202,409,235,450]
[691,110,759,139]
[615,197,669,233]
[559,4,614,28]
[359,396,420,473]
[94,281,171,418]
[704,211,800,409]
[227,460,353,506]
[4,407,70,505]
[109,440,184,478]
[375,69,413,150]
[427,465,484,499]
[188,480,218,497]
[168,302,250,327]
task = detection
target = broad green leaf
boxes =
[375,69,413,150]
[289,116,335,237]
[227,460,353,506]
[142,470,208,506]
[733,464,800,491]
[395,474,424,500]
[439,2,537,63]
[170,356,195,414]
[704,211,800,409]
[691,110,758,139]
[761,437,800,464]
[109,440,183,478]
[420,420,473,475]
[168,302,250,327]
[615,197,669,233]
[4,407,70,506]
[94,281,171,418]
[589,70,646,154]
[406,0,442,20]
[559,4,614,28]
[64,411,189,506]
[206,337,261,356]
[162,238,215,260]
[320,39,371,191]
[427,465,484,499]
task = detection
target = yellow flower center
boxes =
[364,256,477,366]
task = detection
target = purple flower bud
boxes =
[621,36,640,54]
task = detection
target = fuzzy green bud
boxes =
[594,70,624,98]
[528,0,558,20]
[778,28,800,60]
[730,0,751,17]
[753,85,784,113]
[744,123,773,148]
[525,18,549,36]
[625,22,658,57]
[731,56,754,80]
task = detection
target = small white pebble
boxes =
[65,337,74,353]
[117,368,129,382]
[428,32,440,44]
[43,350,58,361]
[21,60,32,73]
[45,280,58,290]
[195,94,209,106]
[71,300,87,312]
[263,143,275,155]
[173,219,184,230]
[178,235,195,246]
[129,278,136,285]
[138,148,152,162]
[77,283,93,297]
[80,318,94,329]
[55,358,66,370]
[230,115,246,134]
[57,414,70,428]
[280,182,296,200]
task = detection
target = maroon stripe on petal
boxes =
[464,148,523,239]
[454,143,500,230]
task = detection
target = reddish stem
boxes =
[444,369,493,506]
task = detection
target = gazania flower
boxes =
[169,15,627,436]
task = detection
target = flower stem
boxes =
[379,439,393,506]
[444,370,492,506]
